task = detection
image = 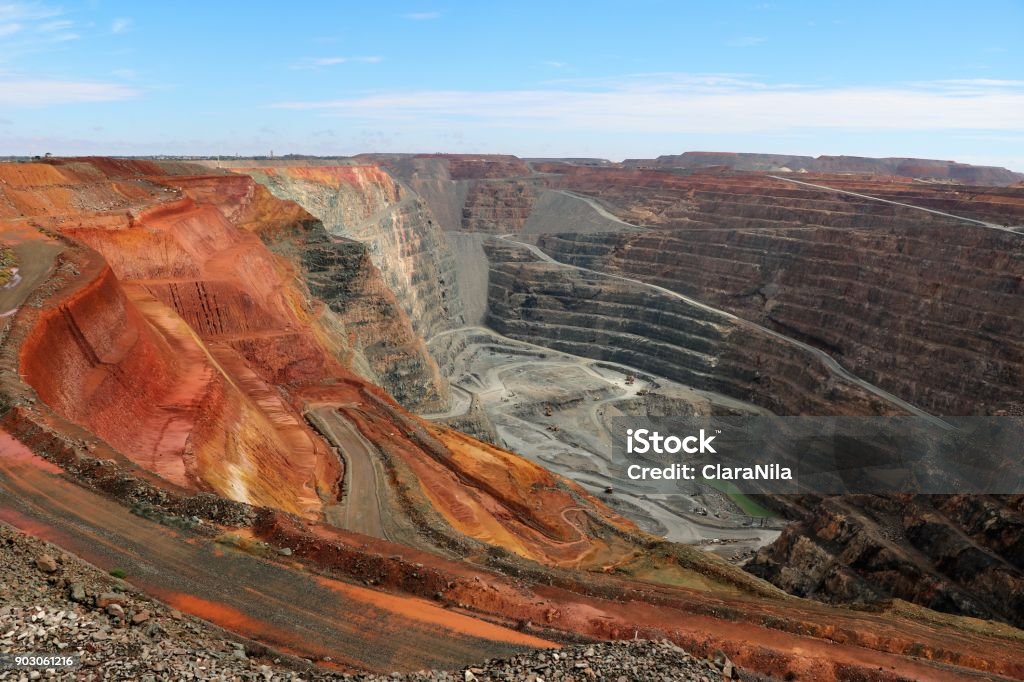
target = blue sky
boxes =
[1,1,1022,168]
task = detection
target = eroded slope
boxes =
[0,158,656,567]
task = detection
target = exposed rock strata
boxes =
[253,217,449,411]
[460,180,538,233]
[484,163,1024,626]
[484,241,896,417]
[747,494,1024,628]
[237,165,465,342]
[533,168,1024,416]
[6,164,347,514]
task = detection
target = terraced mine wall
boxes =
[791,175,1024,227]
[237,165,465,341]
[533,166,969,231]
[514,165,1024,624]
[484,242,894,417]
[527,169,1024,415]
[537,225,1024,416]
[460,180,538,233]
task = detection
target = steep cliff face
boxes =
[251,214,450,411]
[236,165,464,341]
[369,156,467,233]
[138,172,446,409]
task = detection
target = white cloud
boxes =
[0,4,78,47]
[269,74,1024,134]
[726,36,766,47]
[402,11,440,20]
[919,78,1024,90]
[38,19,71,32]
[291,55,382,70]
[0,3,61,22]
[111,17,131,34]
[311,57,347,66]
[544,61,567,69]
[0,79,139,106]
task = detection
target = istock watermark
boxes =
[624,427,793,482]
[611,416,1024,495]
[625,428,718,454]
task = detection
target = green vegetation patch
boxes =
[699,477,779,518]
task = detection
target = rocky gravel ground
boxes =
[0,522,749,681]
[0,522,299,681]
[342,642,749,681]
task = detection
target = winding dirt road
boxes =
[307,406,390,540]
[554,190,645,229]
[768,175,1013,231]
[424,327,778,546]
[0,238,62,321]
[425,325,759,419]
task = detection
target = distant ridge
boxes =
[622,151,1024,186]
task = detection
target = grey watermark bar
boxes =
[611,417,1024,495]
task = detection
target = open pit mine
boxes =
[1,154,1023,681]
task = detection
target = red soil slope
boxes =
[0,159,638,566]
[10,170,341,515]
